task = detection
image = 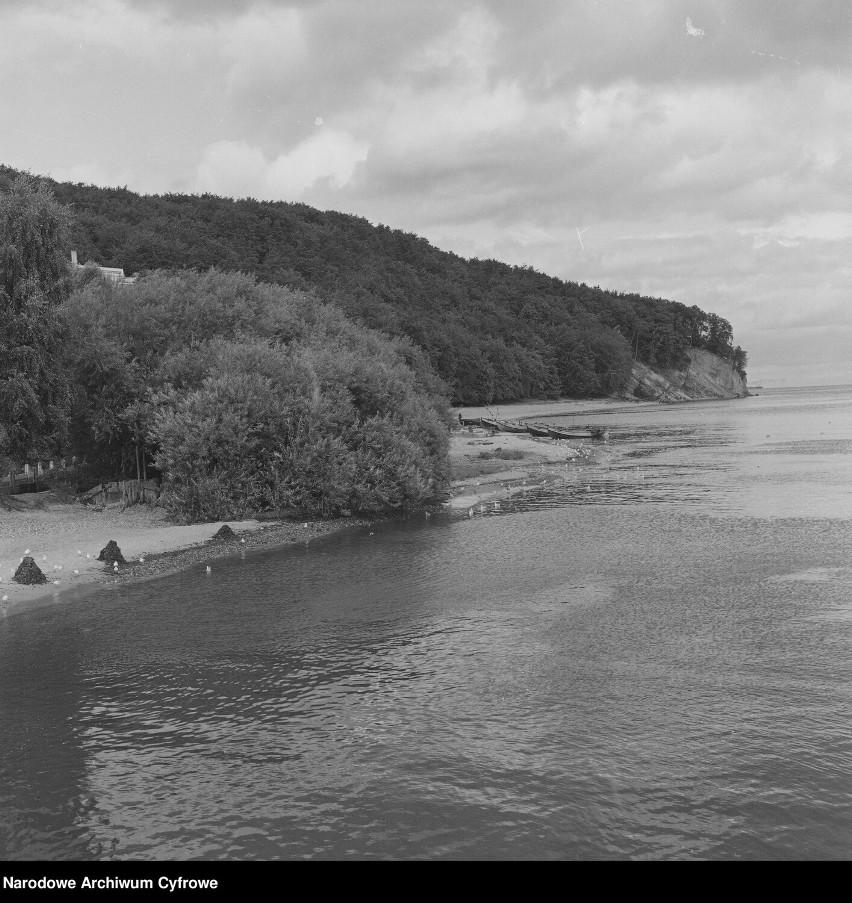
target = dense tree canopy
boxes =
[62,269,451,520]
[0,167,747,405]
[0,168,749,518]
[0,174,72,474]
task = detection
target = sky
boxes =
[3,0,851,386]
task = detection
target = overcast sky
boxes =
[3,0,851,386]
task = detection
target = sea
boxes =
[1,385,850,860]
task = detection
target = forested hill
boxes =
[0,166,747,405]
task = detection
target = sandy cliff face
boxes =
[623,348,749,401]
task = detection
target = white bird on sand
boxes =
[2,595,8,602]
[53,579,60,585]
[206,566,211,574]
[77,550,82,556]
[24,549,30,555]
[86,553,91,559]
[73,569,79,575]
[303,523,309,528]
[42,555,47,561]
[240,538,246,544]
[139,557,145,563]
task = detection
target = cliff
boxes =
[623,348,749,401]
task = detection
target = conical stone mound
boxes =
[213,524,237,540]
[97,540,126,565]
[14,556,47,585]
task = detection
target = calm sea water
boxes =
[1,386,850,860]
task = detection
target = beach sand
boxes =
[445,395,661,508]
[0,493,361,618]
[448,424,602,509]
[455,395,660,421]
[0,396,639,619]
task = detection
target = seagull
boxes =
[77,550,82,556]
[24,549,30,555]
[86,553,91,559]
[42,555,47,561]
[240,538,246,544]
[206,566,211,574]
[73,569,79,575]
[2,595,7,602]
[53,579,60,585]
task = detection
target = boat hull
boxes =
[526,424,551,437]
[546,427,607,440]
[495,421,529,434]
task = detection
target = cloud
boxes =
[196,130,369,200]
[4,0,852,384]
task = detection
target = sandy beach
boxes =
[447,399,619,509]
[0,493,363,619]
[455,395,661,422]
[0,396,640,619]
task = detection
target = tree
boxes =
[0,175,72,482]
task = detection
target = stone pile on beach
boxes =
[213,524,237,540]
[13,556,47,585]
[97,540,126,566]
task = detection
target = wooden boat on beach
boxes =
[479,417,501,431]
[546,426,607,440]
[494,420,529,434]
[525,424,551,437]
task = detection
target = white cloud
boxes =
[221,5,307,94]
[5,0,852,385]
[195,130,369,200]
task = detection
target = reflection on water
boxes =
[1,386,851,860]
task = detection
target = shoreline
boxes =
[454,395,662,422]
[446,419,607,509]
[1,396,628,620]
[0,498,365,619]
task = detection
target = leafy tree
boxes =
[2,166,747,406]
[62,269,451,520]
[0,174,72,481]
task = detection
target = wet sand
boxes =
[455,396,661,421]
[1,397,630,617]
[0,493,363,618]
[447,422,604,509]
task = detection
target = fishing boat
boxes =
[479,417,501,431]
[494,420,529,434]
[546,426,607,440]
[525,424,551,437]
